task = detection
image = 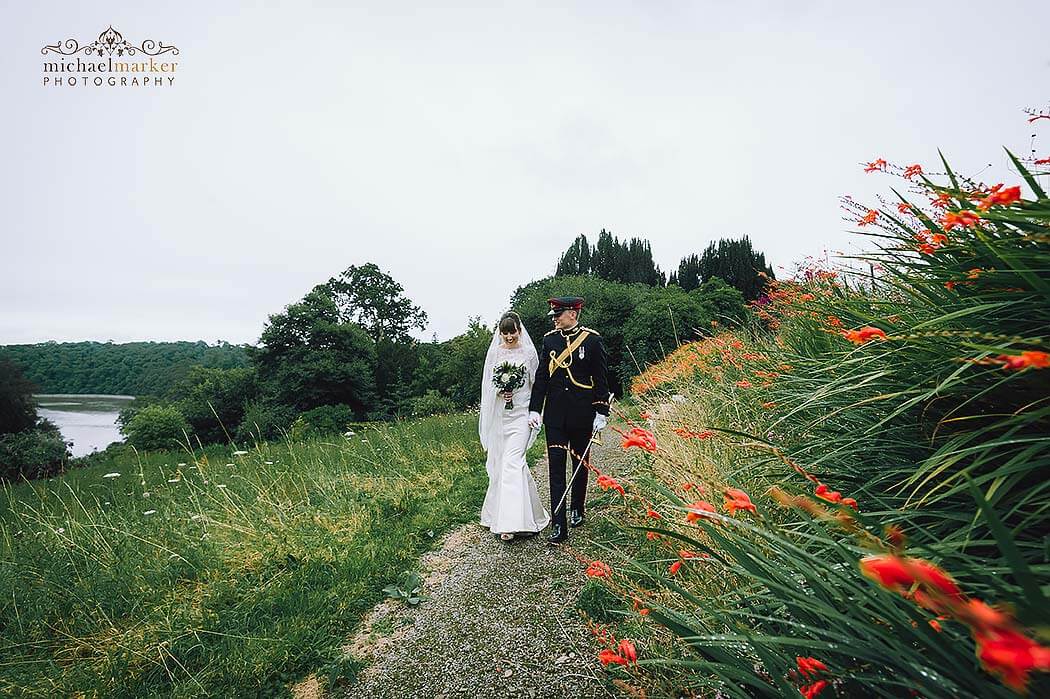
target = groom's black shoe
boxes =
[569,510,585,527]
[547,524,568,543]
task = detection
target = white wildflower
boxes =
[103,472,121,478]
[232,450,249,456]
[216,484,227,489]
[143,492,151,498]
[225,463,234,467]
[167,478,180,483]
[143,510,157,516]
[56,527,65,534]
[264,461,274,465]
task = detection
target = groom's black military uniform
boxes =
[529,297,611,541]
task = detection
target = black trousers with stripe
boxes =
[545,424,592,530]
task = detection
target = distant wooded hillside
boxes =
[0,341,250,396]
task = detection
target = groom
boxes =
[529,296,611,543]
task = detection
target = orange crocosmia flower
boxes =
[646,508,662,520]
[931,192,953,208]
[682,482,695,491]
[639,411,651,420]
[668,560,682,575]
[918,243,938,255]
[800,680,828,699]
[842,326,887,345]
[944,280,958,291]
[910,559,962,599]
[967,268,983,279]
[796,656,828,679]
[814,483,843,504]
[621,427,658,453]
[975,627,1050,693]
[996,351,1050,371]
[863,158,887,173]
[735,380,753,388]
[597,474,626,496]
[903,164,923,179]
[685,500,717,523]
[976,184,1022,211]
[617,639,638,664]
[761,401,777,409]
[586,560,612,579]
[940,210,981,231]
[858,209,878,226]
[841,497,858,510]
[598,648,629,667]
[929,618,943,632]
[723,487,757,515]
[897,202,913,214]
[632,597,651,616]
[930,233,948,245]
[859,554,915,591]
[645,531,660,541]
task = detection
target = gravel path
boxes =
[338,441,618,699]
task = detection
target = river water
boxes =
[34,394,135,457]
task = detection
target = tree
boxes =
[675,254,703,291]
[252,288,378,419]
[622,286,713,376]
[695,236,774,300]
[0,358,38,435]
[554,230,666,287]
[691,277,747,326]
[436,317,494,409]
[168,366,257,445]
[326,263,427,343]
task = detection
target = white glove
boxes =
[592,414,608,432]
[528,411,542,429]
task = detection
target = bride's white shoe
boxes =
[500,533,515,541]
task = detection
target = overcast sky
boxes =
[2,1,1048,345]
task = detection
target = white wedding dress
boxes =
[479,338,551,535]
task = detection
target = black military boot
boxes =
[569,509,585,527]
[547,523,568,543]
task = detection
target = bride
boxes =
[479,311,551,541]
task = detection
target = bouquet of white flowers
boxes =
[492,361,527,410]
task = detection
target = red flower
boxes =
[796,656,828,679]
[863,158,887,173]
[646,508,662,520]
[586,560,612,579]
[903,164,923,179]
[800,680,828,698]
[668,560,682,575]
[632,597,650,615]
[859,555,960,599]
[685,500,717,523]
[930,232,948,245]
[841,497,858,510]
[598,648,629,666]
[940,210,981,231]
[975,627,1050,693]
[858,209,878,226]
[682,482,696,491]
[976,184,1021,211]
[944,280,958,291]
[723,487,757,515]
[646,531,660,541]
[842,326,887,344]
[761,401,777,409]
[597,474,626,496]
[617,639,638,663]
[621,427,658,453]
[918,243,938,255]
[931,192,953,209]
[995,351,1050,371]
[639,411,651,420]
[897,202,913,214]
[1035,157,1050,165]
[735,380,753,388]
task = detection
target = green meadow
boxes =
[0,414,489,697]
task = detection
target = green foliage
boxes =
[325,262,428,343]
[123,404,190,452]
[622,286,713,375]
[556,230,666,286]
[576,578,627,623]
[253,287,378,418]
[679,236,774,299]
[0,414,487,696]
[0,340,248,395]
[235,401,297,443]
[296,404,356,436]
[691,276,748,326]
[409,390,457,417]
[435,317,493,408]
[382,570,428,606]
[0,421,68,481]
[0,358,38,435]
[168,366,257,444]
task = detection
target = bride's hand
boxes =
[500,391,514,400]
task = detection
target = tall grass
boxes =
[586,153,1049,696]
[0,414,487,696]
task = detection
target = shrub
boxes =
[122,404,190,452]
[409,390,457,418]
[0,424,69,481]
